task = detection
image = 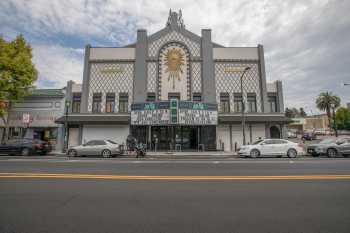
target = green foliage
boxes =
[316,91,340,129]
[0,35,38,117]
[285,107,307,118]
[334,107,350,130]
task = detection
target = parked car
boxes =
[0,138,51,156]
[307,137,350,157]
[238,139,304,158]
[301,131,317,141]
[67,140,122,157]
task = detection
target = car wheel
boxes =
[21,148,31,156]
[327,148,337,158]
[102,149,112,158]
[250,149,260,158]
[68,149,77,157]
[343,154,349,158]
[311,153,319,157]
[287,149,297,158]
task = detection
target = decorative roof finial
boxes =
[166,9,185,28]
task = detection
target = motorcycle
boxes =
[135,143,146,158]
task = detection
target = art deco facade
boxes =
[58,10,288,152]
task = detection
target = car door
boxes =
[0,141,12,154]
[259,140,275,156]
[80,140,96,156]
[272,139,289,155]
[91,140,106,155]
[339,138,350,154]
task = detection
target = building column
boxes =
[201,29,216,104]
[134,29,148,103]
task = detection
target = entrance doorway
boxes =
[270,126,281,138]
[131,125,216,151]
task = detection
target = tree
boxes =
[285,107,294,118]
[299,107,307,117]
[316,91,341,130]
[335,107,350,130]
[0,35,38,142]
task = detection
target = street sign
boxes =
[170,99,178,124]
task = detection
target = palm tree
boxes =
[316,92,341,130]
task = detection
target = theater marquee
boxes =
[131,101,218,125]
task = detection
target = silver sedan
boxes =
[67,140,121,158]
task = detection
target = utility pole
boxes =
[240,67,251,145]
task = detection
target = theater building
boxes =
[57,10,288,152]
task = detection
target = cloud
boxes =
[32,44,84,88]
[1,0,349,113]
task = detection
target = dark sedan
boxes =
[0,139,51,156]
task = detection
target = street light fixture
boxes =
[240,66,251,145]
[63,100,71,152]
[344,83,350,86]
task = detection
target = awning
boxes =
[219,113,291,124]
[55,114,130,124]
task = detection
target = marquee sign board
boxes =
[131,101,218,125]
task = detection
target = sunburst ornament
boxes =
[164,48,185,89]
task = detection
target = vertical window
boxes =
[105,93,115,113]
[268,95,277,112]
[220,93,230,113]
[92,93,102,113]
[119,93,129,113]
[247,93,257,112]
[234,93,243,112]
[72,93,81,113]
[193,93,202,102]
[146,92,156,102]
[168,92,180,100]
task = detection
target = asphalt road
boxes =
[1,156,350,233]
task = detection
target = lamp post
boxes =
[63,100,71,152]
[331,103,338,137]
[240,66,251,145]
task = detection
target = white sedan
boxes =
[238,139,304,158]
[67,140,122,158]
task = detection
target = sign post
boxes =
[170,99,178,124]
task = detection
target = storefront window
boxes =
[247,94,257,112]
[72,93,81,113]
[193,93,202,102]
[92,93,102,113]
[268,95,277,112]
[119,93,128,113]
[168,93,180,100]
[147,92,156,102]
[105,93,115,113]
[220,93,230,113]
[234,93,243,112]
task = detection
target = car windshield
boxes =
[107,140,117,144]
[319,138,336,144]
[253,140,264,145]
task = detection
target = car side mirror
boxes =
[336,141,343,145]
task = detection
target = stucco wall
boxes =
[213,48,259,60]
[89,48,135,60]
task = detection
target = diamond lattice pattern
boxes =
[88,62,134,112]
[148,30,200,57]
[215,62,261,112]
[147,62,157,92]
[191,62,201,93]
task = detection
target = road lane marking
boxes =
[1,173,350,181]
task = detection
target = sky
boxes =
[0,0,349,114]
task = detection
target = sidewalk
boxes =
[50,150,237,159]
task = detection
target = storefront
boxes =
[1,89,66,151]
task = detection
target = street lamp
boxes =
[240,66,251,145]
[330,103,338,137]
[344,83,350,86]
[63,100,71,152]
